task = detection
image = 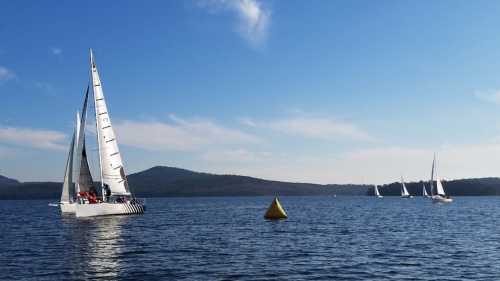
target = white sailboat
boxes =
[400,177,412,198]
[374,185,383,198]
[74,49,145,217]
[430,154,452,203]
[422,183,429,197]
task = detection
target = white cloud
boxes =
[114,114,262,151]
[199,0,270,47]
[244,115,375,142]
[474,90,500,105]
[50,47,62,56]
[0,66,15,82]
[0,126,67,150]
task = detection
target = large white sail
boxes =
[401,177,410,196]
[90,50,130,195]
[61,121,76,203]
[374,185,381,196]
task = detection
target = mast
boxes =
[74,112,81,193]
[430,154,436,196]
[90,49,105,200]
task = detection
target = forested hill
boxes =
[0,166,367,199]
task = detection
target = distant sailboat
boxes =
[400,177,412,198]
[74,49,145,217]
[374,185,383,198]
[422,183,429,197]
[430,154,452,203]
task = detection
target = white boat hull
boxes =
[431,195,453,203]
[60,202,76,213]
[376,195,383,198]
[401,195,413,198]
[75,202,145,217]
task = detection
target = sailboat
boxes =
[74,49,145,217]
[57,85,99,213]
[430,154,452,203]
[374,185,383,198]
[400,177,412,198]
[422,183,429,197]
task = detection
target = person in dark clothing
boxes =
[104,184,111,202]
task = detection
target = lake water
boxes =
[1,196,500,280]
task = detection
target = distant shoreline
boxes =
[2,166,500,200]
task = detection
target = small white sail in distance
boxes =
[436,178,446,196]
[374,185,382,197]
[400,177,410,196]
[422,183,429,197]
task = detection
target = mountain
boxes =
[0,166,367,199]
[126,166,367,197]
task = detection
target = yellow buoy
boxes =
[264,197,288,219]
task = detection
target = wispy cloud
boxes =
[474,90,500,105]
[0,66,15,82]
[35,82,56,96]
[198,0,271,47]
[243,115,375,142]
[114,114,262,151]
[50,47,62,56]
[0,126,67,150]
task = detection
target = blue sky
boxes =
[2,1,500,184]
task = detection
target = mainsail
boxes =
[401,177,410,196]
[61,120,76,203]
[73,88,95,194]
[90,49,130,196]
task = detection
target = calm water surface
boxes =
[1,196,500,280]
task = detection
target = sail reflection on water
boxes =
[64,216,130,279]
